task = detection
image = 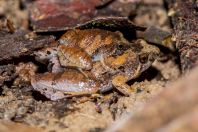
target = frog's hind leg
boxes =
[112,75,133,96]
[58,45,93,70]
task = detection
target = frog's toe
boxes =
[112,75,132,96]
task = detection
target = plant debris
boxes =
[0,64,16,86]
[28,0,142,32]
[166,0,198,72]
[138,26,174,50]
[0,30,55,62]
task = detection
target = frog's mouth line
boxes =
[140,61,153,73]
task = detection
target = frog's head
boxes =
[136,39,160,73]
[34,47,57,64]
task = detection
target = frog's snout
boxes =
[148,52,159,62]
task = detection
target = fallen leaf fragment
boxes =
[0,30,55,62]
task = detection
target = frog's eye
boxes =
[139,53,148,63]
[117,44,124,50]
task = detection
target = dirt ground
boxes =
[0,0,181,132]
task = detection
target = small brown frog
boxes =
[33,29,159,99]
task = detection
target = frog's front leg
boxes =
[49,56,64,73]
[112,75,132,96]
[58,45,93,70]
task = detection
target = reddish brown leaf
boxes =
[29,0,141,32]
